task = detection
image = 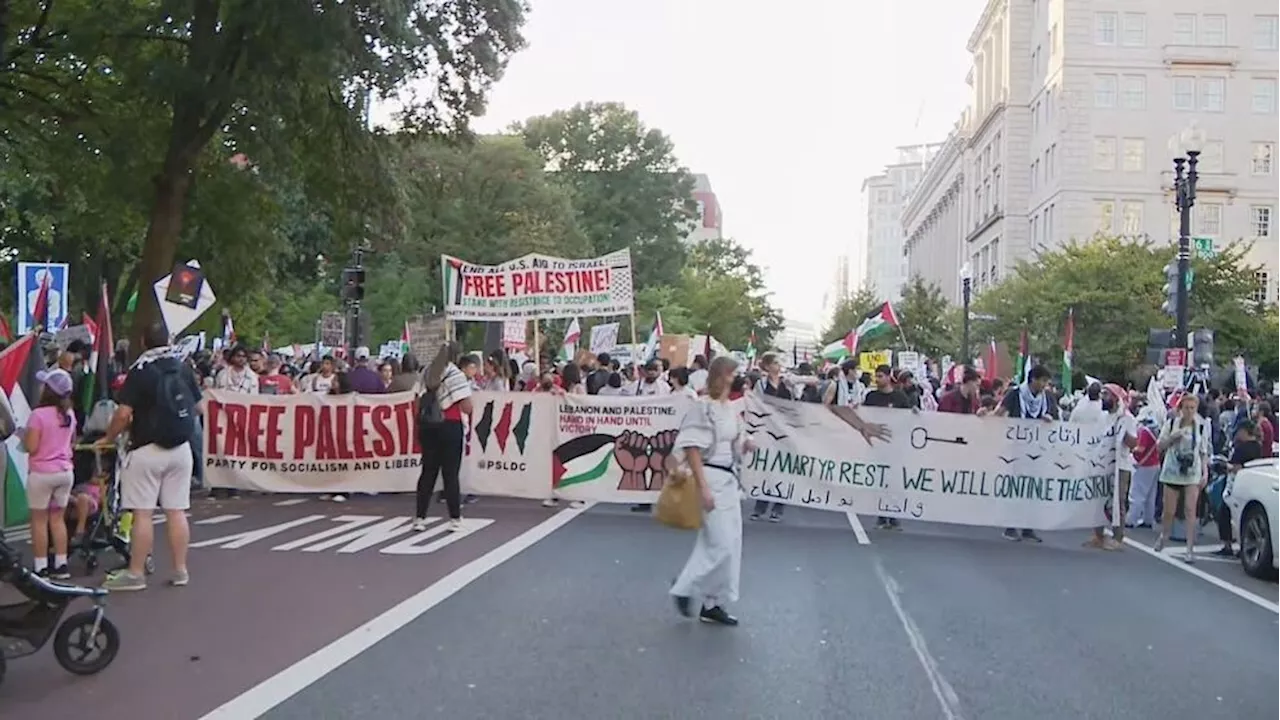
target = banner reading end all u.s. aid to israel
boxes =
[202,389,1119,530]
[440,249,635,321]
[738,395,1119,531]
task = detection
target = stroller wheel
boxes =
[144,555,155,575]
[53,611,120,676]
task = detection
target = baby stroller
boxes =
[0,528,121,685]
[63,443,154,576]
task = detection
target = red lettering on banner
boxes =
[225,403,248,456]
[465,273,508,298]
[246,405,270,458]
[316,406,336,459]
[353,405,372,459]
[293,405,316,458]
[334,406,353,460]
[206,398,223,454]
[264,405,286,459]
[370,404,394,456]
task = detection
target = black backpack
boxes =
[152,362,197,448]
[418,383,445,427]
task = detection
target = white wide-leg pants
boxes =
[670,467,742,608]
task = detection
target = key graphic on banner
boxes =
[589,322,620,354]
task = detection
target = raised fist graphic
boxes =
[614,430,650,491]
[646,429,679,491]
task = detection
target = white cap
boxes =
[354,346,371,360]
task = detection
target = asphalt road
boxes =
[1,496,1276,720]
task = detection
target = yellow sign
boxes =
[858,350,891,374]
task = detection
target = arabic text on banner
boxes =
[739,395,1116,530]
[441,249,635,321]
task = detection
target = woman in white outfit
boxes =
[670,356,752,626]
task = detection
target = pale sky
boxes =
[394,0,986,327]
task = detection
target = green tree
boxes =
[973,236,1273,381]
[821,288,878,344]
[680,238,784,349]
[820,280,955,359]
[514,102,698,289]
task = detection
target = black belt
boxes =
[704,462,736,474]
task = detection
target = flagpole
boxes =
[628,312,639,369]
[532,319,542,375]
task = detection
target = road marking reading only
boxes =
[1122,537,1279,614]
[200,504,592,720]
[189,514,497,556]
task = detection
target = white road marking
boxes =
[195,514,244,526]
[1122,538,1279,614]
[845,511,871,545]
[199,504,590,719]
[873,558,965,720]
[1158,544,1237,564]
[273,498,310,507]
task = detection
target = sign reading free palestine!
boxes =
[440,250,635,321]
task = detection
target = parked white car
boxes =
[1227,457,1279,580]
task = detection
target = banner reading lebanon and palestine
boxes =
[204,390,1117,531]
[440,249,634,321]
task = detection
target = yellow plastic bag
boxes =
[654,459,701,530]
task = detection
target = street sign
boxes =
[1162,348,1188,367]
[1193,236,1214,259]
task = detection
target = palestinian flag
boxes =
[1060,308,1074,394]
[1013,328,1029,384]
[400,321,411,355]
[1,334,47,526]
[470,399,533,455]
[0,314,12,343]
[558,318,581,363]
[853,302,899,346]
[642,311,663,364]
[441,256,466,307]
[81,282,114,418]
[745,330,757,361]
[820,338,850,362]
[552,434,616,489]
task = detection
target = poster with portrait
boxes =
[16,262,69,334]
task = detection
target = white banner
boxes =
[739,396,1115,530]
[549,394,691,503]
[589,323,620,354]
[441,249,634,321]
[204,391,1116,530]
[502,319,527,350]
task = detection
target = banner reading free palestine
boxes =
[441,250,635,321]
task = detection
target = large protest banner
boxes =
[549,394,691,504]
[739,396,1116,530]
[203,390,1117,530]
[441,249,634,321]
[204,390,424,493]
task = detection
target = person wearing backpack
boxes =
[412,342,476,534]
[98,322,203,591]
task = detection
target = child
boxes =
[20,369,78,579]
[66,481,103,545]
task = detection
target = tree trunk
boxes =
[128,169,192,360]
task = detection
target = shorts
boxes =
[27,470,74,510]
[121,442,193,511]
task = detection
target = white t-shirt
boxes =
[689,368,708,394]
[215,367,259,394]
[304,373,335,395]
[1071,398,1105,425]
[634,379,671,396]
[676,385,698,401]
[1109,411,1138,472]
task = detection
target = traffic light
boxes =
[341,267,365,302]
[1161,263,1177,316]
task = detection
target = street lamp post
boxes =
[1169,123,1205,350]
[960,263,972,366]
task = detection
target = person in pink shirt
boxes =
[21,368,78,579]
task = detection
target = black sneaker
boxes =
[1002,528,1020,541]
[1212,546,1235,557]
[1021,530,1042,543]
[630,504,652,513]
[673,595,692,618]
[36,567,51,579]
[749,513,763,521]
[767,511,782,523]
[699,606,739,626]
[51,564,71,580]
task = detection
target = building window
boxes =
[1172,77,1195,110]
[990,239,1000,283]
[1121,75,1146,109]
[1197,202,1223,236]
[1253,271,1271,304]
[1121,13,1146,47]
[1093,137,1117,170]
[1173,14,1196,45]
[1121,201,1144,235]
[1199,140,1224,172]
[1094,74,1118,107]
[1253,206,1273,237]
[1252,79,1277,113]
[1252,142,1275,175]
[1256,15,1280,51]
[1201,14,1227,46]
[1198,77,1225,112]
[1095,12,1118,45]
[1122,138,1145,171]
[1096,200,1115,233]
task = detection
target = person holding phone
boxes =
[1155,393,1211,563]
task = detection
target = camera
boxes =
[1175,453,1195,474]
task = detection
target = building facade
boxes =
[902,120,969,303]
[900,0,1278,305]
[861,145,941,301]
[686,173,723,244]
